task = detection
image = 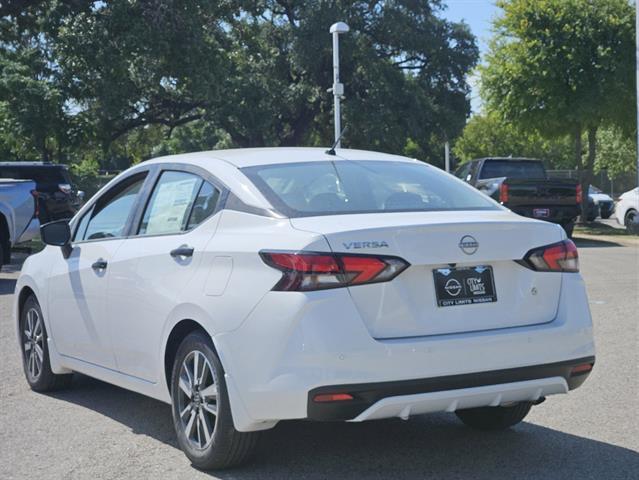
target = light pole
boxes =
[329,22,349,148]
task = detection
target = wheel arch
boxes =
[163,319,214,393]
[0,212,10,263]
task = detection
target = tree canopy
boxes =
[479,0,635,219]
[0,1,479,171]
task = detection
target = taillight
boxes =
[259,251,410,291]
[576,184,582,204]
[499,183,509,203]
[30,190,39,218]
[519,240,579,272]
[58,183,72,194]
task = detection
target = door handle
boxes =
[92,259,107,270]
[170,245,194,258]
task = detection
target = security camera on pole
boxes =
[328,22,349,150]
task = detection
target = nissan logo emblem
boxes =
[459,235,479,255]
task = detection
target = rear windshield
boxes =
[0,165,71,185]
[242,161,499,218]
[479,160,547,180]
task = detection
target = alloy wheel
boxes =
[176,350,219,450]
[23,308,44,382]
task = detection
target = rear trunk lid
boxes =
[291,210,564,339]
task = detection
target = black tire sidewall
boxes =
[170,331,236,468]
[20,296,55,390]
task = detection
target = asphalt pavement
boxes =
[1,239,637,479]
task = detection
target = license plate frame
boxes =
[433,265,497,307]
[533,208,550,218]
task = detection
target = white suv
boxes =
[15,148,595,469]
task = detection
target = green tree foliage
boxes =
[480,0,635,220]
[595,126,637,179]
[0,1,478,170]
[453,113,573,168]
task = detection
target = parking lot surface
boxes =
[1,239,638,479]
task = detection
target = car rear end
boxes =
[0,163,80,222]
[215,157,595,430]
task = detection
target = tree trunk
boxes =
[579,126,598,223]
[574,125,584,222]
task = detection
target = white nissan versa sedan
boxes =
[15,148,595,469]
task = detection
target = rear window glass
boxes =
[0,166,71,184]
[242,161,499,218]
[479,160,546,180]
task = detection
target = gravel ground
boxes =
[1,241,637,479]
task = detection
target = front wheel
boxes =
[20,295,73,392]
[456,402,533,431]
[171,331,260,470]
[625,210,638,234]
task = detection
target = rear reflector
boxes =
[570,363,593,375]
[260,251,410,291]
[313,393,354,403]
[576,184,583,204]
[519,240,579,273]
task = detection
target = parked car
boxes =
[455,158,581,237]
[588,185,614,220]
[0,162,80,223]
[615,187,639,233]
[0,179,39,268]
[15,148,595,469]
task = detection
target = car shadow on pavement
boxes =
[49,374,639,480]
[573,237,623,248]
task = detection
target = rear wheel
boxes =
[456,402,533,431]
[20,295,73,392]
[170,331,260,470]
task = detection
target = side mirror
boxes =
[77,190,86,202]
[41,220,72,258]
[41,220,71,246]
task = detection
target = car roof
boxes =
[143,147,418,169]
[472,157,543,162]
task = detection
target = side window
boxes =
[77,174,147,241]
[186,181,220,230]
[138,171,203,236]
[455,162,472,181]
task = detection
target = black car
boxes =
[0,162,80,222]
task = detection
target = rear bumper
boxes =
[307,356,594,421]
[215,272,595,432]
[508,205,579,224]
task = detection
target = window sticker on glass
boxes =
[141,172,201,235]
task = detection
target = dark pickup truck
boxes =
[455,157,580,236]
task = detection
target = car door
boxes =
[47,171,149,368]
[107,168,224,382]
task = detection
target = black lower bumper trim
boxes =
[307,356,595,421]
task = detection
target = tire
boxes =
[0,240,4,270]
[625,210,639,234]
[171,331,260,470]
[20,295,73,392]
[456,402,533,431]
[561,221,574,238]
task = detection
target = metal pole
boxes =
[332,32,341,147]
[329,22,349,148]
[444,141,450,172]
